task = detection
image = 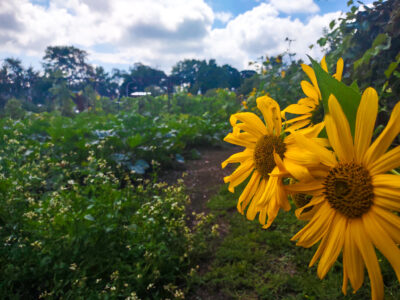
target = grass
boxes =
[189,184,400,300]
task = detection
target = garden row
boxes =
[0,90,238,298]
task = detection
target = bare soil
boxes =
[160,146,239,215]
[160,146,241,300]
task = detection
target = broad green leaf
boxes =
[309,56,361,136]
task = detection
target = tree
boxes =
[0,58,26,99]
[170,59,205,87]
[171,59,241,94]
[91,66,119,98]
[121,63,166,96]
[42,46,94,89]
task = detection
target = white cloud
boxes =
[204,3,340,70]
[268,0,320,14]
[0,0,341,73]
[214,11,233,24]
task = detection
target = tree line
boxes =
[0,46,256,113]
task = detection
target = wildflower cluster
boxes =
[223,57,400,300]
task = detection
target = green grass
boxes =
[190,184,400,299]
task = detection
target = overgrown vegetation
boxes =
[0,90,238,298]
[0,0,399,299]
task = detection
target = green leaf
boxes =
[350,80,360,94]
[127,133,142,148]
[384,53,400,79]
[309,56,361,136]
[354,33,391,71]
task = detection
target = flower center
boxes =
[293,193,312,208]
[323,162,374,218]
[253,134,286,178]
[310,103,324,125]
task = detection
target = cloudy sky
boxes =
[0,0,373,73]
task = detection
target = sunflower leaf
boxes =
[308,56,361,136]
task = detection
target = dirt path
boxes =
[161,146,239,214]
[161,146,240,299]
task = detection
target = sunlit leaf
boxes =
[309,56,361,136]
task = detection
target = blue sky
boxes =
[0,0,373,73]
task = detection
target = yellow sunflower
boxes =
[222,95,323,228]
[281,57,344,131]
[287,87,400,300]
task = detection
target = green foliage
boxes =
[0,177,212,298]
[190,185,400,299]
[3,98,25,119]
[0,105,231,298]
[318,0,400,112]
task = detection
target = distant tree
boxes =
[240,70,257,79]
[121,63,166,96]
[170,59,205,87]
[92,66,119,98]
[42,46,94,89]
[171,59,241,94]
[0,58,26,100]
[222,64,241,89]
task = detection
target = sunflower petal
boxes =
[292,132,337,167]
[257,96,282,135]
[363,211,400,283]
[374,187,400,201]
[301,81,320,100]
[283,103,315,115]
[293,201,334,247]
[302,64,321,99]
[333,58,344,81]
[285,119,311,132]
[321,56,328,72]
[354,87,378,163]
[298,97,317,108]
[353,219,383,300]
[231,112,267,137]
[317,212,346,279]
[325,94,354,162]
[283,114,311,125]
[237,171,261,213]
[284,147,320,167]
[283,158,312,181]
[263,193,280,228]
[285,180,324,195]
[364,101,400,167]
[372,174,400,188]
[221,149,253,169]
[374,196,400,212]
[224,132,257,148]
[343,220,364,292]
[372,205,400,244]
[293,195,325,220]
[369,145,400,176]
[246,178,266,220]
[297,121,325,139]
[224,160,254,192]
